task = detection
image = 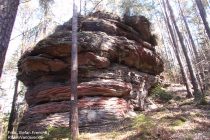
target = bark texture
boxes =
[177,0,199,58]
[178,0,205,91]
[0,0,19,79]
[7,80,19,134]
[195,0,210,39]
[70,1,79,139]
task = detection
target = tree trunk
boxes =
[7,80,19,136]
[84,0,87,16]
[194,0,210,39]
[165,0,204,103]
[178,0,205,91]
[138,79,146,110]
[70,0,79,139]
[80,0,82,15]
[0,0,19,79]
[42,10,47,38]
[170,30,193,98]
[160,0,193,97]
[156,16,176,82]
[178,0,199,58]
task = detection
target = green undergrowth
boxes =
[132,114,154,129]
[171,117,187,127]
[179,98,194,106]
[197,97,208,105]
[132,114,156,139]
[149,84,173,102]
[161,115,187,127]
[42,126,70,140]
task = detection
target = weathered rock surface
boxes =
[26,79,132,106]
[17,11,164,132]
[18,97,132,131]
[17,31,163,86]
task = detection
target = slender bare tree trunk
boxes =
[177,0,205,91]
[160,0,193,97]
[156,16,176,82]
[42,10,47,38]
[138,79,146,110]
[7,80,19,137]
[177,0,199,58]
[84,0,87,16]
[165,0,204,103]
[194,0,210,39]
[183,31,204,93]
[170,30,193,98]
[80,0,81,14]
[70,0,79,139]
[0,0,19,79]
[90,0,103,13]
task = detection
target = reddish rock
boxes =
[17,31,163,86]
[81,18,117,35]
[79,80,131,97]
[26,79,132,106]
[18,97,132,131]
[17,11,163,133]
[32,39,71,57]
[19,56,68,73]
[78,52,110,68]
[124,15,152,43]
[27,97,130,115]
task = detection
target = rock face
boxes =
[17,11,163,132]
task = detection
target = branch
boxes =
[10,22,43,41]
[90,0,104,13]
[20,0,32,4]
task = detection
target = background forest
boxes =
[0,0,209,139]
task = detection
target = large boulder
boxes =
[17,31,163,87]
[124,15,153,43]
[17,11,164,133]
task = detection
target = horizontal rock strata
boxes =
[17,11,164,132]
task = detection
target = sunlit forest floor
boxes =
[78,84,210,140]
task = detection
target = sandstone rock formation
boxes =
[17,11,164,132]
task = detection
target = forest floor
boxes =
[78,84,210,140]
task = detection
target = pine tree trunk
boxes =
[0,0,19,79]
[165,0,204,103]
[80,0,82,14]
[195,0,210,39]
[156,17,176,82]
[178,0,199,58]
[70,0,79,139]
[138,79,146,110]
[84,0,87,16]
[178,0,205,91]
[161,0,193,97]
[7,80,19,135]
[170,31,193,98]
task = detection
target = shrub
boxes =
[149,84,173,102]
[132,114,154,131]
[42,126,70,140]
[132,114,157,139]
